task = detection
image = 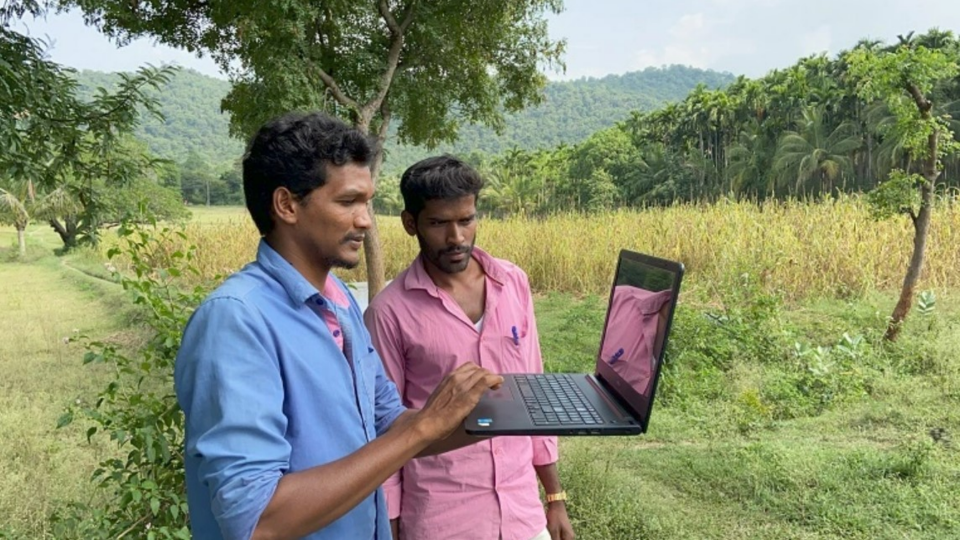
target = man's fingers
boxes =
[482,373,504,390]
[451,362,479,375]
[458,367,494,394]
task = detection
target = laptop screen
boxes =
[593,251,683,431]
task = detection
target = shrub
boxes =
[53,221,209,538]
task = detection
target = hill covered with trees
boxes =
[74,69,243,170]
[74,65,734,174]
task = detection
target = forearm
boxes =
[252,418,431,540]
[419,424,488,456]
[537,462,575,539]
[391,410,487,458]
[535,462,564,499]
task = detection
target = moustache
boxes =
[441,245,471,256]
[342,234,366,244]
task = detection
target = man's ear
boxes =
[273,187,300,227]
[400,210,417,236]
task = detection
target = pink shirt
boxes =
[320,275,351,349]
[365,248,558,540]
[600,285,672,395]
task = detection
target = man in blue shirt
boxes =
[175,112,503,540]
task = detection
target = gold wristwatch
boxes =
[545,491,568,503]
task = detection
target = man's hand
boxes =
[546,502,575,540]
[413,363,502,441]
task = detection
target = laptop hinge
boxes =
[591,373,645,421]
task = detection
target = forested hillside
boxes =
[74,69,243,169]
[74,65,734,173]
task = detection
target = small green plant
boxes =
[53,220,211,538]
[916,290,938,333]
[734,388,773,435]
[916,290,936,317]
[881,439,936,481]
[763,333,873,420]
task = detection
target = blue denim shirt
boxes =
[175,240,406,540]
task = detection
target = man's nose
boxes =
[447,223,465,245]
[356,202,373,229]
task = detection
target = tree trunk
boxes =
[886,83,941,342]
[363,146,387,301]
[49,217,79,249]
[885,180,934,341]
[17,226,26,257]
[355,118,387,302]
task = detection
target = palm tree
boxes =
[773,105,862,196]
[481,148,544,216]
[0,184,30,257]
[727,120,776,198]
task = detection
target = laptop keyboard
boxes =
[516,374,604,426]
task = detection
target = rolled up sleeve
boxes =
[175,297,291,540]
[531,436,559,466]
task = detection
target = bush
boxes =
[52,221,209,538]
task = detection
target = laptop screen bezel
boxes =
[593,249,684,432]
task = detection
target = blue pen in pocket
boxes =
[511,326,520,346]
[609,348,625,364]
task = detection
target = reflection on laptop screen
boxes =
[595,254,679,427]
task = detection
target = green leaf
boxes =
[56,411,74,428]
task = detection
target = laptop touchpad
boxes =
[486,384,516,401]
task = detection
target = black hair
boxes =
[242,111,373,235]
[399,155,485,219]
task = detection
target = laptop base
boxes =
[465,373,643,436]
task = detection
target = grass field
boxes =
[2,204,959,539]
[117,199,960,303]
[0,247,142,538]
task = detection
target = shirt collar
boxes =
[403,246,506,293]
[256,239,351,309]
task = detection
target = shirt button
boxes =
[333,329,341,337]
[315,297,324,306]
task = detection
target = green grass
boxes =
[186,204,247,224]
[3,217,959,539]
[0,245,141,538]
[535,292,960,539]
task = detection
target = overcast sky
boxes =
[15,0,960,81]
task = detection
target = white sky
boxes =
[16,0,960,80]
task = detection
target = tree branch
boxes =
[378,0,401,34]
[905,82,932,116]
[314,66,361,111]
[377,98,392,145]
[363,0,417,118]
[399,0,417,33]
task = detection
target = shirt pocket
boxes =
[498,326,528,373]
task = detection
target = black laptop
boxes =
[465,250,684,436]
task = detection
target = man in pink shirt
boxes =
[365,156,575,540]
